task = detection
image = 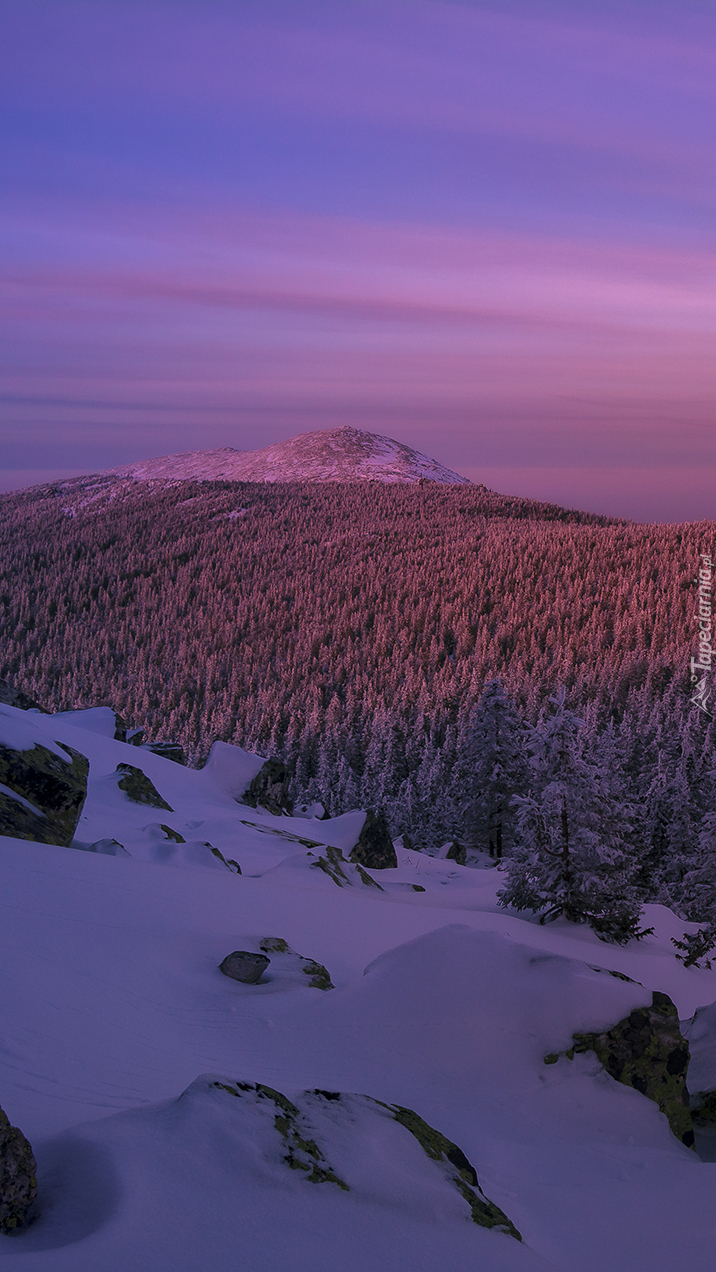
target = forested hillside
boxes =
[0,475,712,874]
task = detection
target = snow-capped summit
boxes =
[107,426,471,485]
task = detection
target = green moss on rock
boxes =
[0,740,88,847]
[115,763,173,810]
[552,991,694,1147]
[385,1104,521,1239]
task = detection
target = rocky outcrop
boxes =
[242,758,293,816]
[258,937,333,989]
[115,763,173,811]
[0,1105,37,1234]
[349,809,398,870]
[0,739,88,847]
[0,679,48,713]
[140,742,185,765]
[206,1079,520,1237]
[312,843,383,890]
[545,991,694,1147]
[219,951,270,984]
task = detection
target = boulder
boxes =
[0,1105,37,1234]
[243,758,293,816]
[546,990,694,1147]
[258,937,334,990]
[445,840,467,865]
[349,809,398,870]
[0,737,88,847]
[115,763,173,811]
[219,951,270,984]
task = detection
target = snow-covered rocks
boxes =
[0,1105,37,1234]
[107,426,472,486]
[0,706,88,847]
[202,740,292,814]
[258,937,334,990]
[547,990,694,1146]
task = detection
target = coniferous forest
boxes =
[1,474,715,943]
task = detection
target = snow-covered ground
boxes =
[107,425,472,485]
[1,703,716,1270]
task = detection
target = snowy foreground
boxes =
[2,707,716,1270]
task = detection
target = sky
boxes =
[1,0,715,521]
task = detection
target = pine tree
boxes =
[455,680,530,858]
[497,690,647,944]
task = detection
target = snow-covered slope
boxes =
[2,702,716,1270]
[107,426,472,485]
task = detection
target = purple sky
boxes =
[1,1,715,520]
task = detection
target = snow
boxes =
[2,704,716,1269]
[106,426,472,486]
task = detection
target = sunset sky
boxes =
[2,0,715,520]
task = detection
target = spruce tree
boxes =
[455,680,530,858]
[497,690,647,944]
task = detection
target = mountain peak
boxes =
[107,427,471,486]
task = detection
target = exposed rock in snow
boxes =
[546,990,694,1146]
[684,1001,716,1126]
[107,426,472,486]
[219,951,271,984]
[138,742,185,765]
[0,1105,37,1234]
[242,757,293,816]
[312,843,383,890]
[445,840,467,865]
[0,709,88,847]
[0,679,48,714]
[258,937,334,990]
[349,808,398,870]
[115,763,173,811]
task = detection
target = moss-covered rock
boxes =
[386,1104,521,1238]
[115,763,173,810]
[242,758,293,816]
[349,809,398,870]
[313,843,383,890]
[258,937,334,989]
[0,740,88,847]
[550,991,694,1147]
[0,1105,37,1234]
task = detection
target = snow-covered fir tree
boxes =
[452,679,530,858]
[497,690,646,944]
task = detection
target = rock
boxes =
[312,843,383,890]
[219,951,270,984]
[0,738,89,847]
[349,809,398,870]
[683,999,716,1126]
[552,990,694,1147]
[0,1105,37,1234]
[445,840,467,865]
[115,763,173,810]
[158,823,185,843]
[0,679,48,713]
[242,758,293,816]
[204,1079,520,1237]
[209,845,242,874]
[88,838,130,856]
[258,937,334,990]
[140,742,186,765]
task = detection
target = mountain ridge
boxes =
[107,426,472,486]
